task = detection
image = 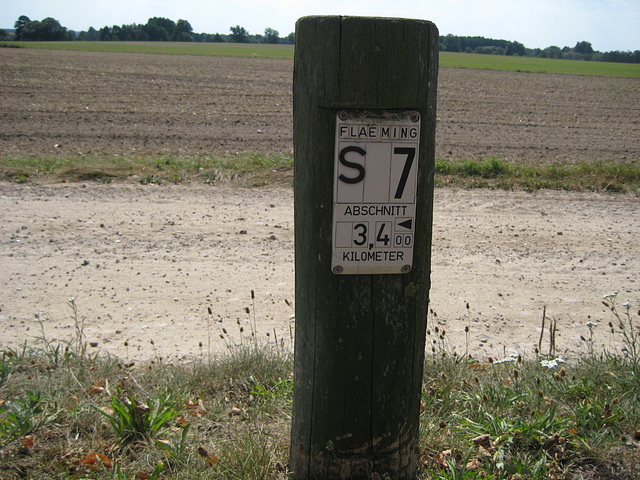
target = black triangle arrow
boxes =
[398,219,413,230]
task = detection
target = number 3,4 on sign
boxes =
[331,110,421,275]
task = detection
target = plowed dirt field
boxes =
[1,48,639,162]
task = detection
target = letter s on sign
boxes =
[338,146,366,184]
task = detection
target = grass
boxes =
[0,294,638,479]
[435,157,640,194]
[0,152,294,188]
[439,52,640,78]
[2,154,639,195]
[3,41,295,59]
[3,42,639,77]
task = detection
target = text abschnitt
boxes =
[342,205,408,216]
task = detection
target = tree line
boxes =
[3,15,639,63]
[3,16,294,45]
[440,34,640,64]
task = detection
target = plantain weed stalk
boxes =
[602,291,640,374]
[33,298,100,366]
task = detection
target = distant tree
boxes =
[602,50,640,63]
[285,32,295,44]
[263,27,279,44]
[229,25,249,43]
[110,25,122,41]
[146,24,169,41]
[14,15,32,40]
[0,29,8,41]
[574,41,594,55]
[210,33,225,42]
[124,24,141,41]
[505,40,526,56]
[441,34,461,52]
[473,45,505,55]
[99,27,111,41]
[147,17,175,37]
[174,19,193,41]
[16,17,71,41]
[542,46,563,59]
[86,27,99,41]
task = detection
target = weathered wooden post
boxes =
[291,15,438,479]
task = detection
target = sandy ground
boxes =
[1,182,638,363]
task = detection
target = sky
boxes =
[2,0,639,52]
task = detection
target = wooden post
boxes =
[291,15,438,480]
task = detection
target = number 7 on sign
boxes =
[391,147,416,201]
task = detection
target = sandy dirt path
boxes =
[1,183,637,363]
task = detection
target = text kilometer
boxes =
[339,125,419,140]
[343,205,408,216]
[342,250,405,262]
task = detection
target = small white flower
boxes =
[494,354,519,364]
[586,321,599,328]
[540,357,565,369]
[603,291,619,300]
[622,302,633,309]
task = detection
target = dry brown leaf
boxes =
[175,414,190,427]
[434,448,462,467]
[134,399,151,416]
[186,399,207,417]
[22,435,35,448]
[88,381,105,395]
[197,446,220,467]
[466,458,483,470]
[471,434,492,449]
[82,452,112,469]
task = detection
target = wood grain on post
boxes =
[291,15,438,480]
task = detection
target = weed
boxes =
[155,424,190,467]
[435,157,640,194]
[0,351,13,388]
[32,298,102,367]
[602,292,640,368]
[97,458,164,480]
[92,390,181,444]
[0,390,58,449]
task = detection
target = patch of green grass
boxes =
[435,157,640,194]
[5,42,638,77]
[3,153,639,194]
[440,52,640,78]
[0,152,294,187]
[5,41,295,59]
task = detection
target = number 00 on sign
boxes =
[331,110,421,275]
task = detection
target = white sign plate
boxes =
[331,110,421,275]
